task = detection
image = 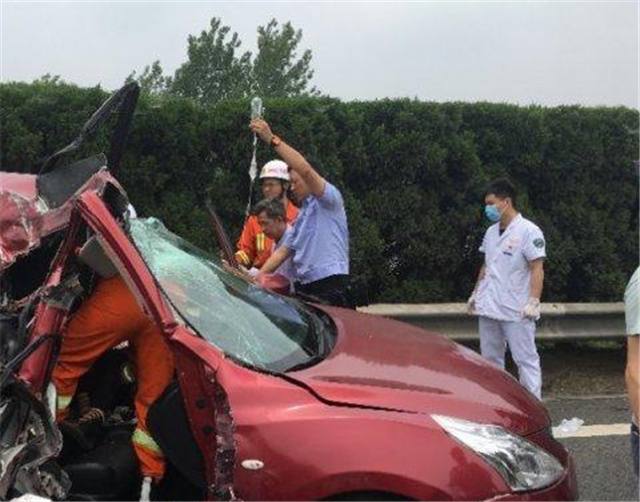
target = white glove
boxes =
[125,203,137,219]
[140,476,152,502]
[466,292,477,315]
[522,297,541,319]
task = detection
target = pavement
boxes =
[545,395,638,501]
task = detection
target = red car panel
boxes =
[291,305,549,436]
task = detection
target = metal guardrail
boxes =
[357,303,626,341]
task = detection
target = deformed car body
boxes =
[0,84,578,501]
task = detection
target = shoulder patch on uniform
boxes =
[533,238,545,249]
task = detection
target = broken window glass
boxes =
[129,218,325,373]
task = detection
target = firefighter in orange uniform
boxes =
[52,274,174,491]
[235,160,298,270]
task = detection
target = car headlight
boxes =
[432,415,564,492]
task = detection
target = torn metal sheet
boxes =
[0,444,28,492]
[0,191,44,272]
[172,340,237,501]
[0,166,124,275]
[213,383,236,500]
[0,381,69,500]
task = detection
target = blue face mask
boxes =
[484,204,501,222]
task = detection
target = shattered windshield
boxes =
[129,218,330,373]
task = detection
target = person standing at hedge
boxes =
[251,198,295,286]
[249,118,353,308]
[467,178,546,399]
[235,160,299,270]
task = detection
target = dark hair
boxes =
[251,198,286,220]
[486,177,517,207]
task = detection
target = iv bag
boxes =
[251,97,263,119]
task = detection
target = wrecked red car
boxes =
[0,84,578,501]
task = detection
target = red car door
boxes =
[73,190,236,500]
[18,209,87,393]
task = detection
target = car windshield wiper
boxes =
[308,305,337,355]
[284,355,326,373]
[283,309,335,373]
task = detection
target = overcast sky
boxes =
[1,1,638,108]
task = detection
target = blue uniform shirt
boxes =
[274,226,295,283]
[282,182,349,284]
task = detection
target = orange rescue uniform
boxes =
[52,275,174,480]
[235,199,298,269]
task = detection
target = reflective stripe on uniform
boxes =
[256,233,265,252]
[132,428,163,456]
[236,250,250,266]
[57,394,73,411]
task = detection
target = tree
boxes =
[170,18,252,104]
[126,18,319,104]
[32,74,65,86]
[2,82,638,302]
[251,19,318,97]
[126,61,172,96]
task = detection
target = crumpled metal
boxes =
[0,191,44,272]
[0,381,69,500]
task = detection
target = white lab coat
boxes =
[475,213,546,399]
[476,213,546,321]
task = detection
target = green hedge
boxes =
[2,81,638,304]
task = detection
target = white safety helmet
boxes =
[259,159,289,182]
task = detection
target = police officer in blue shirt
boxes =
[250,118,353,308]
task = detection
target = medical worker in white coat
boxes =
[467,178,546,399]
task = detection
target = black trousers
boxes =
[295,274,354,309]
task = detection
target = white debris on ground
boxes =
[553,417,585,438]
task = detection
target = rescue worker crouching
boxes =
[467,177,546,399]
[235,159,298,272]
[250,118,353,309]
[52,273,175,491]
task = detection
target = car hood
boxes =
[292,307,549,436]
